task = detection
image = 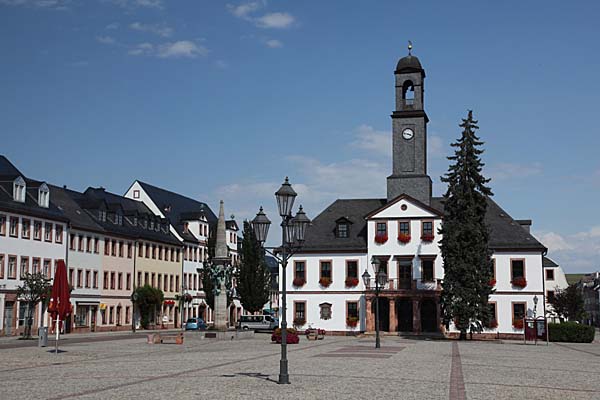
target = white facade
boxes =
[544,262,569,322]
[0,211,67,335]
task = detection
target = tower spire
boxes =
[215,200,228,259]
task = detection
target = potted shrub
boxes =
[346,316,359,328]
[511,277,527,288]
[421,234,435,242]
[374,233,388,244]
[319,277,332,287]
[397,233,411,244]
[513,319,524,330]
[271,328,299,344]
[292,277,306,287]
[345,277,359,287]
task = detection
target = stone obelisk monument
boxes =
[212,200,230,331]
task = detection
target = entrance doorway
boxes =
[398,259,412,289]
[420,299,438,332]
[4,302,14,335]
[371,298,390,332]
[397,299,413,332]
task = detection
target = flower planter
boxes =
[319,278,332,288]
[486,319,498,329]
[293,318,306,328]
[304,328,326,340]
[421,234,435,243]
[397,233,411,244]
[513,319,524,330]
[374,234,388,244]
[346,317,358,328]
[511,277,527,288]
[345,277,359,287]
[292,277,306,287]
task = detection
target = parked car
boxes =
[185,318,207,331]
[238,315,278,331]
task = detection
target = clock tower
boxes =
[386,48,432,205]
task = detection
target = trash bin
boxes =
[38,327,48,347]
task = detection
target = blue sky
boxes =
[1,0,599,272]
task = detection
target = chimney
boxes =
[516,219,532,233]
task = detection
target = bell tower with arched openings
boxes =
[387,44,432,205]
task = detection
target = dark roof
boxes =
[136,181,217,243]
[543,257,559,268]
[300,196,545,253]
[300,198,387,252]
[49,185,105,233]
[430,197,546,251]
[226,220,239,231]
[0,156,68,222]
[79,187,181,245]
[395,55,424,75]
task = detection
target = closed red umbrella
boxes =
[48,259,71,353]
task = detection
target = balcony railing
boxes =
[365,278,441,291]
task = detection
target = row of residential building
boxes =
[0,156,240,336]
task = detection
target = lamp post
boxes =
[533,295,538,318]
[251,177,310,385]
[362,256,387,349]
[132,290,138,333]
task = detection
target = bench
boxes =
[147,332,184,345]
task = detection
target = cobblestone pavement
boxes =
[0,333,598,400]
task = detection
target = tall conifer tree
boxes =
[236,221,271,313]
[440,110,494,339]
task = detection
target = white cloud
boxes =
[128,40,208,58]
[215,60,229,69]
[265,39,283,48]
[157,41,208,58]
[128,42,154,56]
[255,12,294,28]
[105,22,119,30]
[96,35,116,44]
[535,227,600,273]
[129,22,173,37]
[351,124,390,157]
[227,0,265,20]
[486,162,543,181]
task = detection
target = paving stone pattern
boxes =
[0,332,598,399]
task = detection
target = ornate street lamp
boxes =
[363,256,387,349]
[251,177,310,385]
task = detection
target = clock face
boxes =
[402,128,414,140]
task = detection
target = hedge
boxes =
[548,322,595,343]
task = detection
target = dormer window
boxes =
[133,216,138,226]
[149,220,154,230]
[337,223,348,238]
[13,176,26,203]
[116,213,123,225]
[38,183,50,208]
[99,210,107,222]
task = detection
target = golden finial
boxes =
[408,40,413,55]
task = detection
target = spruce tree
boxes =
[440,110,494,340]
[236,221,271,313]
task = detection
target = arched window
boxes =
[13,176,26,203]
[38,183,49,208]
[402,80,415,104]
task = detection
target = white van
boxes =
[237,315,278,331]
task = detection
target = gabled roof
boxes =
[365,193,443,219]
[300,195,546,253]
[300,198,387,252]
[78,187,181,245]
[135,180,217,243]
[0,156,68,222]
[49,185,105,233]
[543,257,559,268]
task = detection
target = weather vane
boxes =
[408,40,413,55]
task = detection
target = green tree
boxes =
[236,221,271,313]
[132,285,164,329]
[440,110,494,340]
[16,273,52,339]
[551,284,586,322]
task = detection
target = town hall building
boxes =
[284,51,548,338]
